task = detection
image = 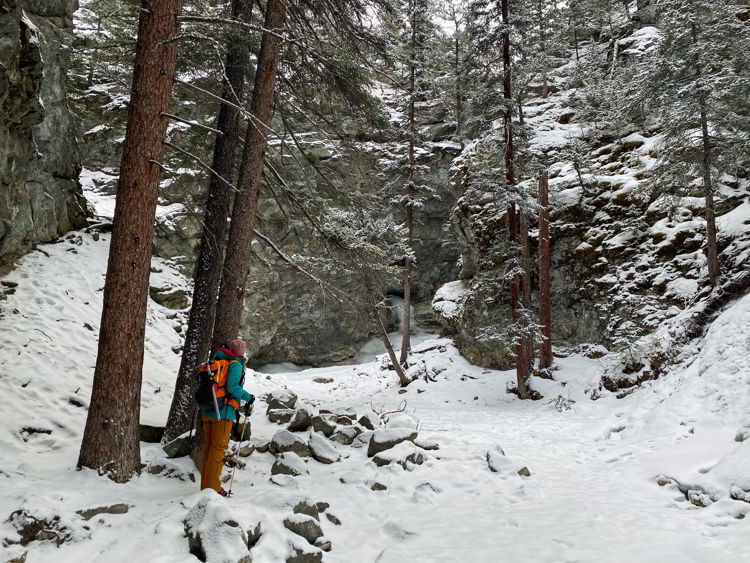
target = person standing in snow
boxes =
[200,337,254,495]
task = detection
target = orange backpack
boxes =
[194,359,242,413]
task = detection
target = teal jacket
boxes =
[202,348,253,421]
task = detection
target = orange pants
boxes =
[200,418,233,492]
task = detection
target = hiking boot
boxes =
[218,487,229,497]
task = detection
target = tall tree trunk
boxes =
[701,107,720,287]
[502,0,531,399]
[212,0,287,346]
[538,172,553,371]
[519,210,533,370]
[453,13,462,135]
[538,0,548,98]
[77,0,182,482]
[162,0,253,445]
[691,23,720,287]
[400,4,418,366]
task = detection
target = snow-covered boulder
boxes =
[311,414,337,436]
[352,430,374,449]
[367,428,418,457]
[283,513,323,544]
[486,445,530,477]
[286,536,323,563]
[266,389,298,412]
[268,408,295,424]
[372,442,426,469]
[308,433,340,464]
[184,493,257,563]
[432,280,470,325]
[329,426,361,446]
[272,453,309,477]
[384,412,419,430]
[288,406,314,432]
[270,430,312,458]
[357,413,381,431]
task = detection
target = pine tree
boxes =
[78,0,182,482]
[212,0,288,347]
[162,0,255,445]
[642,0,750,287]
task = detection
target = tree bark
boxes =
[519,209,533,370]
[77,0,182,482]
[399,2,418,366]
[691,23,720,287]
[501,0,531,399]
[212,0,287,347]
[162,0,253,445]
[538,172,553,371]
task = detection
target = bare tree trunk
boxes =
[701,108,720,287]
[538,172,553,371]
[78,0,182,482]
[538,0,548,98]
[519,210,533,370]
[453,8,462,135]
[400,5,418,366]
[212,0,287,347]
[691,23,720,287]
[163,0,253,445]
[501,0,531,399]
[376,304,410,386]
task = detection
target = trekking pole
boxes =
[226,405,252,498]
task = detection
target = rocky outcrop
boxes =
[151,138,462,367]
[0,0,87,265]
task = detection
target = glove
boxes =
[243,400,254,416]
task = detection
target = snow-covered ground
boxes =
[1,226,749,562]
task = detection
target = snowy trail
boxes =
[1,231,748,562]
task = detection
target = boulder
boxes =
[266,389,298,412]
[311,414,337,436]
[184,494,253,563]
[308,433,341,464]
[272,453,309,477]
[286,537,323,563]
[384,412,419,430]
[283,513,323,544]
[314,537,332,552]
[146,462,195,482]
[357,413,381,431]
[414,437,440,451]
[486,445,530,477]
[268,408,296,424]
[270,430,312,457]
[367,428,418,457]
[352,430,373,449]
[162,432,193,458]
[288,407,314,432]
[325,512,341,526]
[372,442,426,469]
[293,499,320,520]
[76,503,130,521]
[330,426,362,446]
[270,475,300,489]
[149,286,189,309]
[139,424,165,443]
[231,417,251,442]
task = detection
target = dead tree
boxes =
[162,0,253,445]
[212,0,287,346]
[78,0,182,482]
